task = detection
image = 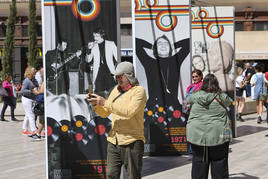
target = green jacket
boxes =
[186,90,232,146]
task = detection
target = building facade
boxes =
[0,0,42,83]
[235,8,268,70]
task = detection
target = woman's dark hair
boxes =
[254,64,262,72]
[153,35,172,58]
[192,69,203,80]
[200,74,221,93]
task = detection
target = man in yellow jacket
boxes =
[87,61,147,179]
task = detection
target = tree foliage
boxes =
[28,0,37,67]
[2,0,16,77]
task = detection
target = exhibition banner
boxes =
[133,0,191,155]
[42,0,119,178]
[191,6,236,136]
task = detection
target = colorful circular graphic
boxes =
[191,11,195,22]
[76,120,83,127]
[95,124,106,135]
[144,0,158,8]
[47,125,52,136]
[75,133,83,141]
[158,107,164,113]
[72,0,100,21]
[197,9,208,19]
[147,110,153,116]
[135,0,142,11]
[206,23,224,38]
[173,110,181,118]
[156,11,178,32]
[61,125,69,133]
[158,116,164,123]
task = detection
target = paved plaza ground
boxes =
[0,102,268,179]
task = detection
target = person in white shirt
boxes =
[235,67,247,122]
[35,64,43,86]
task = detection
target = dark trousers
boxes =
[191,142,229,179]
[245,83,251,97]
[107,140,144,179]
[1,97,15,119]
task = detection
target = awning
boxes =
[235,31,268,60]
[236,52,268,60]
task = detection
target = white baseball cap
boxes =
[113,62,139,85]
[113,61,134,76]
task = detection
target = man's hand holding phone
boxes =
[86,93,106,106]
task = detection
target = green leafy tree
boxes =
[28,0,37,67]
[2,0,16,77]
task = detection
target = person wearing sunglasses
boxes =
[184,69,203,114]
[87,62,147,179]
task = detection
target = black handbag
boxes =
[0,87,8,97]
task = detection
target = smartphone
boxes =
[87,94,96,99]
[84,95,95,104]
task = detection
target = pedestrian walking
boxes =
[235,67,247,122]
[21,66,39,135]
[0,73,17,121]
[29,67,44,140]
[87,61,147,179]
[243,62,255,97]
[186,74,233,179]
[250,64,268,124]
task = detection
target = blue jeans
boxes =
[245,83,251,97]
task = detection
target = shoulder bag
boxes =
[0,87,9,97]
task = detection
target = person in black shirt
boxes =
[244,62,255,97]
[45,40,81,95]
[136,36,190,126]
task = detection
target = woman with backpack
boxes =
[250,64,268,124]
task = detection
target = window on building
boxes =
[22,25,28,37]
[120,24,132,36]
[235,21,244,31]
[37,24,42,37]
[254,21,268,31]
[0,23,6,37]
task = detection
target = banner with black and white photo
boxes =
[42,0,119,178]
[191,6,236,137]
[133,0,191,155]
